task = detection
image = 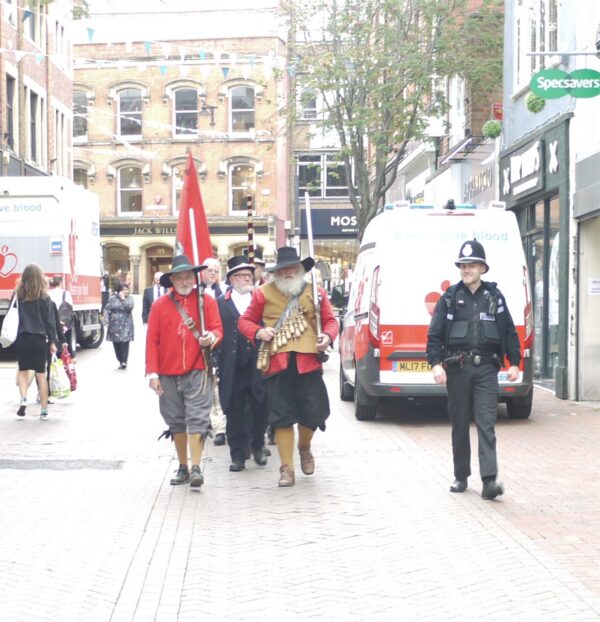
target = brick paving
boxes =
[1,330,600,621]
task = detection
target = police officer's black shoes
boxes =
[170,464,190,485]
[481,478,504,500]
[450,479,468,493]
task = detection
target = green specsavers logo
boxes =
[530,68,600,99]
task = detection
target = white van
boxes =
[338,202,534,420]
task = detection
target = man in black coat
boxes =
[216,256,268,472]
[142,272,165,325]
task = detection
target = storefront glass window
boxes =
[535,200,544,228]
[529,194,560,385]
[532,234,545,378]
[549,195,560,226]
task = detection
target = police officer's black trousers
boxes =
[446,362,499,480]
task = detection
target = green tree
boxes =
[289,0,503,234]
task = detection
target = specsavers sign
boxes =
[531,68,600,99]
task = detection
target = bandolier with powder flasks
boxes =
[256,282,318,372]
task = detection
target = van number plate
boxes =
[392,361,432,372]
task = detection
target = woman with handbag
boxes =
[14,264,58,420]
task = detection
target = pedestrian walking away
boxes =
[13,264,59,420]
[426,239,521,500]
[104,283,134,369]
[142,271,165,325]
[239,247,338,488]
[146,254,223,490]
[216,256,269,473]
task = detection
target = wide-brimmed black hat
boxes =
[160,254,206,288]
[243,248,266,266]
[226,255,256,278]
[455,240,489,273]
[266,247,315,273]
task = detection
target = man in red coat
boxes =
[146,255,223,490]
[239,247,338,487]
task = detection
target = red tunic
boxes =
[238,285,338,376]
[146,289,223,376]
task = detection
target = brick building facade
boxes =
[0,0,73,178]
[73,31,288,291]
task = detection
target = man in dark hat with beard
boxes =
[146,254,223,490]
[426,239,521,500]
[216,256,269,473]
[239,247,338,487]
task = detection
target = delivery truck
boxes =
[338,201,534,421]
[0,176,104,352]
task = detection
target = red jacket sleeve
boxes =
[319,286,339,344]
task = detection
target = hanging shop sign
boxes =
[530,68,600,99]
[300,208,358,238]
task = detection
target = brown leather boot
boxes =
[278,464,295,487]
[298,448,315,475]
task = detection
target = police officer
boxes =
[426,239,521,500]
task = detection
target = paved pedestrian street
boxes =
[1,336,600,621]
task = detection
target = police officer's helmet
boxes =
[455,239,489,274]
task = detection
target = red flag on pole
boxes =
[175,153,212,264]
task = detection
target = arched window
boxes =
[174,88,198,136]
[229,162,255,214]
[73,91,88,139]
[230,86,255,132]
[118,165,143,215]
[74,167,88,189]
[119,89,142,136]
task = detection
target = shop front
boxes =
[299,208,359,294]
[499,114,572,398]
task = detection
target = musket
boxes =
[304,191,328,363]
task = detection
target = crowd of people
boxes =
[8,238,521,499]
[145,247,338,489]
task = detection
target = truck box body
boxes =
[0,177,104,350]
[339,203,534,420]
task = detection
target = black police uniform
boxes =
[427,280,521,483]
